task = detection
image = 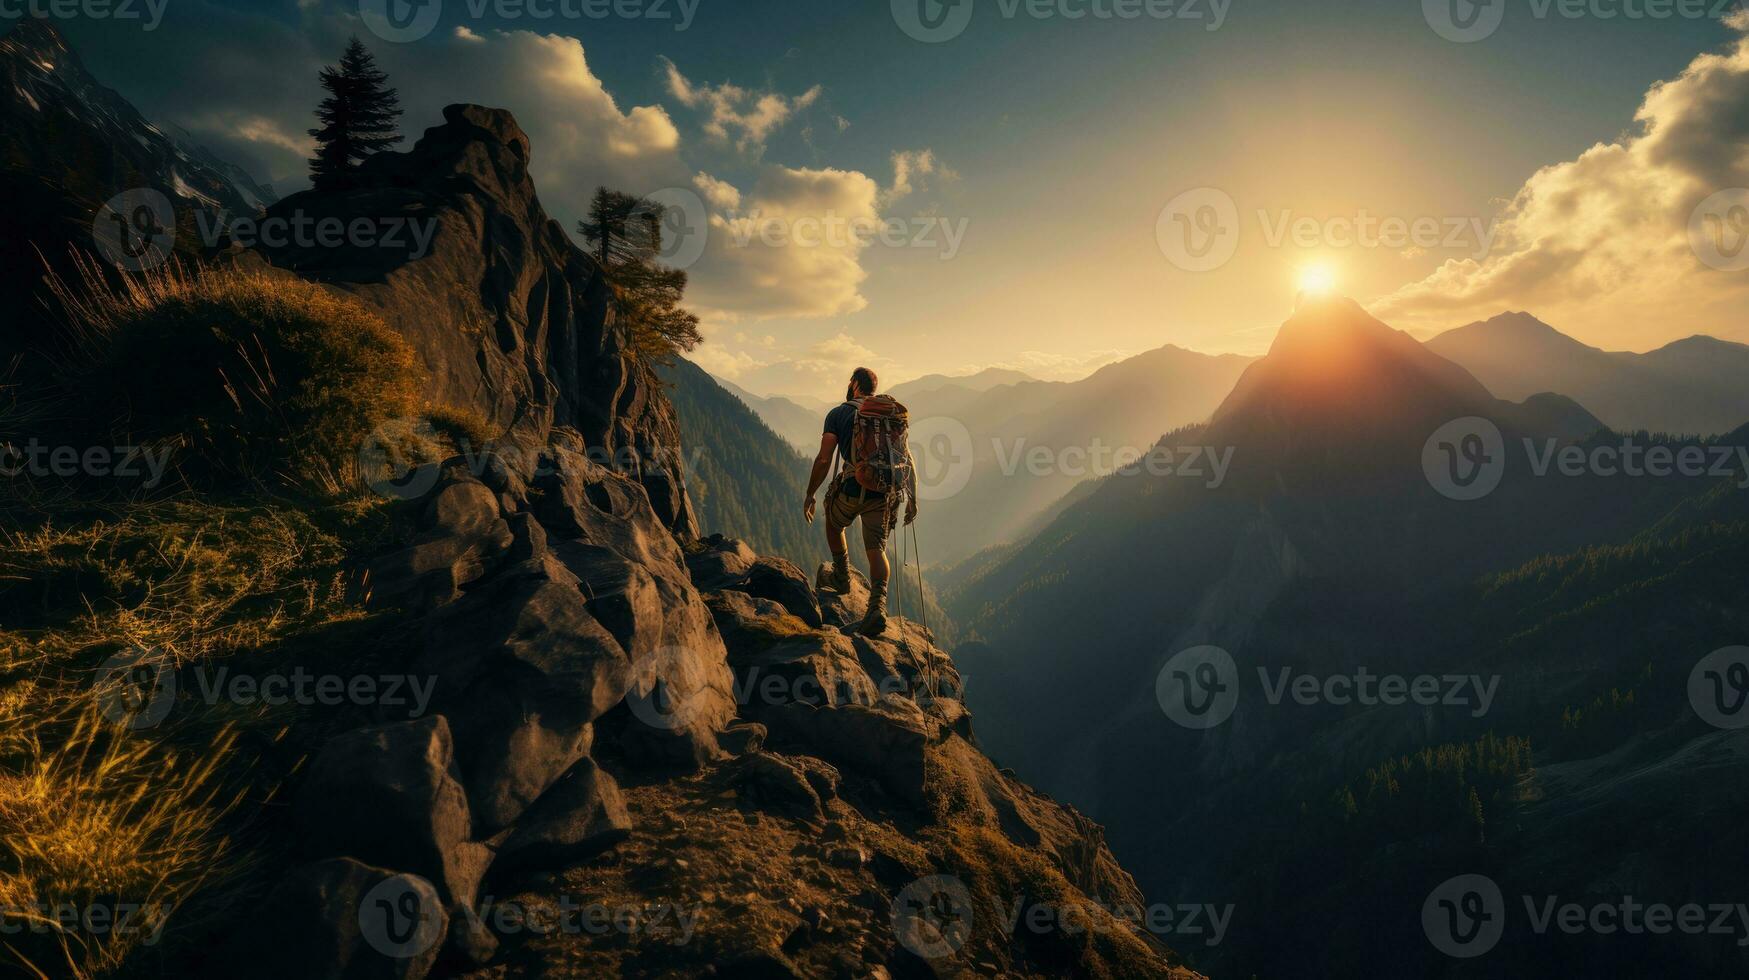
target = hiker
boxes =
[804,366,918,636]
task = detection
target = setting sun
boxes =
[1298,264,1337,296]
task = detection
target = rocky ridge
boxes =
[239,445,1198,978]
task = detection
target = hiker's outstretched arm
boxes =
[804,434,838,522]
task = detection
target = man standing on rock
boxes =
[803,367,918,636]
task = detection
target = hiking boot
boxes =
[826,554,851,593]
[858,581,889,636]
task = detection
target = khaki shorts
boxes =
[826,478,895,551]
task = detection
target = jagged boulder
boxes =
[684,534,759,590]
[703,590,814,658]
[815,562,870,629]
[251,859,448,980]
[740,556,823,628]
[729,751,840,823]
[730,631,883,718]
[416,557,629,832]
[533,448,736,768]
[494,757,631,873]
[294,716,487,910]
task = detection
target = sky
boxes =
[38,0,1749,400]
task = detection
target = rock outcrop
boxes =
[244,458,1195,978]
[205,103,1191,980]
[240,104,695,533]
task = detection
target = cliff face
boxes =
[243,104,694,533]
[232,447,1197,978]
[203,106,1191,978]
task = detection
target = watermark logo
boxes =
[1423,874,1506,958]
[1690,646,1749,730]
[93,648,175,731]
[361,0,444,43]
[892,0,977,42]
[1423,417,1506,501]
[623,645,710,732]
[1423,0,1505,42]
[892,875,975,959]
[909,416,975,502]
[358,874,445,959]
[1158,654,1502,729]
[357,421,444,500]
[1690,188,1749,272]
[647,186,710,271]
[1002,897,1233,945]
[1156,645,1239,729]
[1157,188,1240,273]
[93,189,175,273]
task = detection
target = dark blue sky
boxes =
[30,0,1749,394]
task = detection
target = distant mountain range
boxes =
[0,18,276,357]
[0,19,274,217]
[709,375,824,452]
[945,295,1749,977]
[896,346,1255,564]
[657,358,818,568]
[1428,311,1749,436]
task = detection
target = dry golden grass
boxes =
[47,254,423,493]
[0,494,395,978]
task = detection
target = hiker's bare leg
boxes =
[826,522,848,560]
[865,547,889,586]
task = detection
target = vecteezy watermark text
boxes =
[0,0,169,31]
[0,902,168,945]
[1424,0,1747,44]
[1156,188,1499,273]
[725,211,970,261]
[893,0,1231,44]
[1155,646,1501,729]
[1424,874,1749,958]
[196,210,439,259]
[0,440,173,487]
[1422,417,1749,502]
[95,651,437,731]
[362,0,700,44]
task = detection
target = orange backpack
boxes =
[848,394,911,494]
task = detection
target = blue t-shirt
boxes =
[824,400,859,465]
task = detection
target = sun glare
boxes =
[1298,264,1337,296]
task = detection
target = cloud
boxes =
[686,165,884,320]
[376,29,687,219]
[1376,18,1749,344]
[884,149,953,206]
[688,344,767,380]
[699,331,900,398]
[693,172,742,211]
[661,58,821,154]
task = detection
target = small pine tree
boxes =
[308,38,404,192]
[577,187,702,365]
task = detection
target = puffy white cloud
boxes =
[700,331,900,399]
[374,29,688,221]
[661,58,821,154]
[693,172,742,211]
[1377,18,1749,345]
[686,165,884,320]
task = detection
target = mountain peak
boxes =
[1,17,70,60]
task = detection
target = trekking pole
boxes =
[910,520,941,701]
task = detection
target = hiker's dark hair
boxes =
[847,367,878,402]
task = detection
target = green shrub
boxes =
[55,259,422,492]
